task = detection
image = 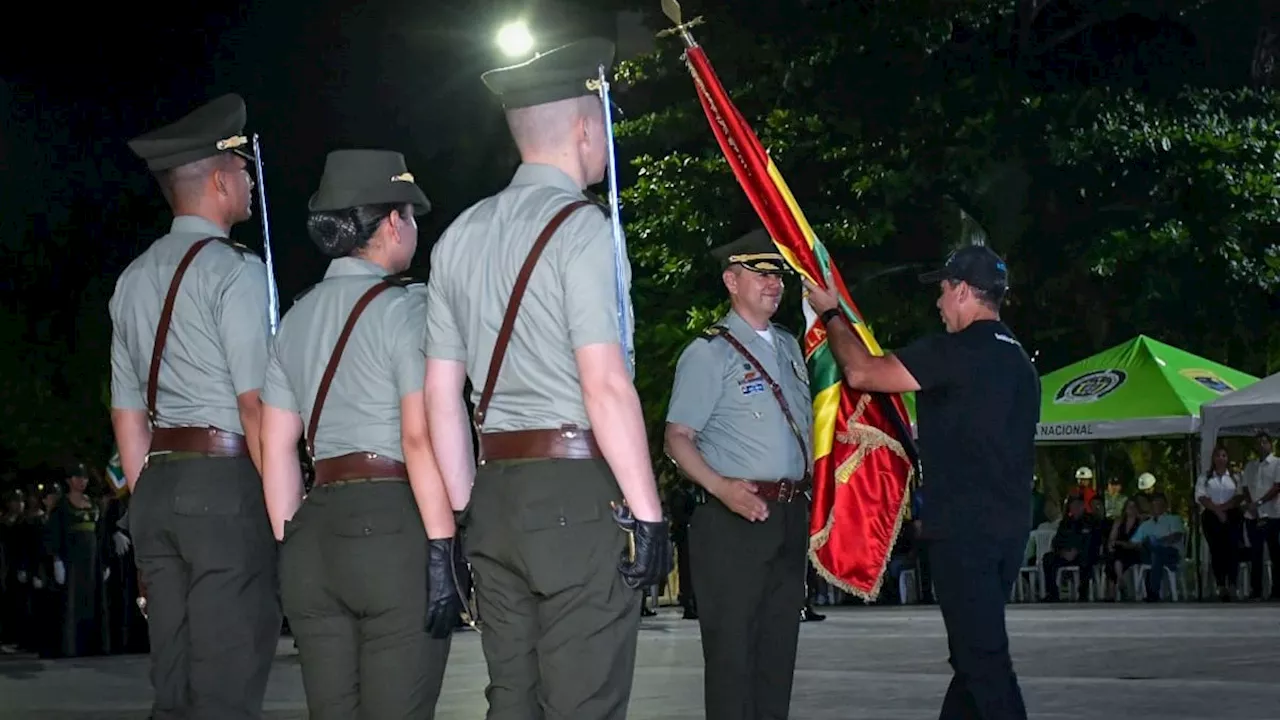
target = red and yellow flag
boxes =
[669,23,917,599]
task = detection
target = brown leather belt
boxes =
[150,427,248,457]
[478,426,601,464]
[313,452,408,487]
[749,477,812,503]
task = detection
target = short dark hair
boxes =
[306,203,409,258]
[970,284,1004,311]
[946,278,1004,312]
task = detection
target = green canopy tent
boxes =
[1036,335,1258,443]
[1033,335,1258,600]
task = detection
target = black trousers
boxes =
[1244,518,1280,598]
[1040,552,1092,601]
[1201,508,1241,592]
[927,537,1028,720]
[690,496,808,720]
[131,455,281,720]
[674,528,695,611]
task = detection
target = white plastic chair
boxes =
[1132,564,1185,602]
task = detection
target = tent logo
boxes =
[1179,368,1234,394]
[1054,369,1127,404]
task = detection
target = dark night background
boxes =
[0,0,635,475]
[2,0,1279,499]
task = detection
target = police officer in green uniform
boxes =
[109,94,280,720]
[664,229,813,720]
[421,37,672,719]
[259,150,463,719]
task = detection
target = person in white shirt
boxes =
[1240,431,1280,600]
[1195,445,1244,601]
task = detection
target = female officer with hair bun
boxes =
[259,149,464,719]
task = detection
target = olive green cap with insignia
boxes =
[127,94,254,172]
[710,228,791,274]
[308,149,432,216]
[482,37,615,109]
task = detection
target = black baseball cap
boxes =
[918,245,1008,296]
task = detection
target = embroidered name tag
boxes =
[740,380,766,396]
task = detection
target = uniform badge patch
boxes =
[740,379,766,396]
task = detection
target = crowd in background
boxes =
[0,464,148,658]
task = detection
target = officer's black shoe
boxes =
[801,607,825,622]
[682,606,698,620]
[641,606,657,617]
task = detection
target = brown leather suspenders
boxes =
[713,329,811,477]
[471,200,592,452]
[304,280,396,459]
[146,238,217,424]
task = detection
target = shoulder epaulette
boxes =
[579,190,612,217]
[382,273,425,288]
[293,284,318,303]
[699,325,727,341]
[214,237,258,257]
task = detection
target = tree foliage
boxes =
[612,0,1280,488]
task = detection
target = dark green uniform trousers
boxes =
[130,455,281,720]
[465,458,640,720]
[690,496,808,720]
[279,480,452,720]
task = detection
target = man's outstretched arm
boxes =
[802,278,921,394]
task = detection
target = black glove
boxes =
[426,537,466,639]
[613,503,674,590]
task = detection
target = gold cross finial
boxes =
[656,0,704,46]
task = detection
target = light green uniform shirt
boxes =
[109,215,269,434]
[422,163,629,432]
[666,310,812,481]
[261,258,426,463]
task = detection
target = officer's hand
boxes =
[715,479,770,522]
[112,531,131,557]
[425,537,466,639]
[800,277,839,314]
[613,503,674,590]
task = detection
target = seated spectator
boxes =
[1104,477,1128,520]
[1132,473,1157,518]
[1042,497,1098,601]
[1067,467,1098,509]
[1087,496,1111,560]
[1128,493,1186,601]
[1105,498,1144,599]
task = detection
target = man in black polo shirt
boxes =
[803,245,1038,720]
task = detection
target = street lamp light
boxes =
[495,21,534,58]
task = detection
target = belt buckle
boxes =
[778,481,794,503]
[559,424,580,439]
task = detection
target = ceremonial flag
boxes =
[662,5,917,598]
[106,449,128,497]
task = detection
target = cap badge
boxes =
[215,135,248,151]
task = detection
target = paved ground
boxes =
[2,603,1278,719]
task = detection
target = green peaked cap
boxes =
[128,93,254,171]
[710,228,790,274]
[482,37,615,109]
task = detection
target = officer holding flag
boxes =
[108,93,280,720]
